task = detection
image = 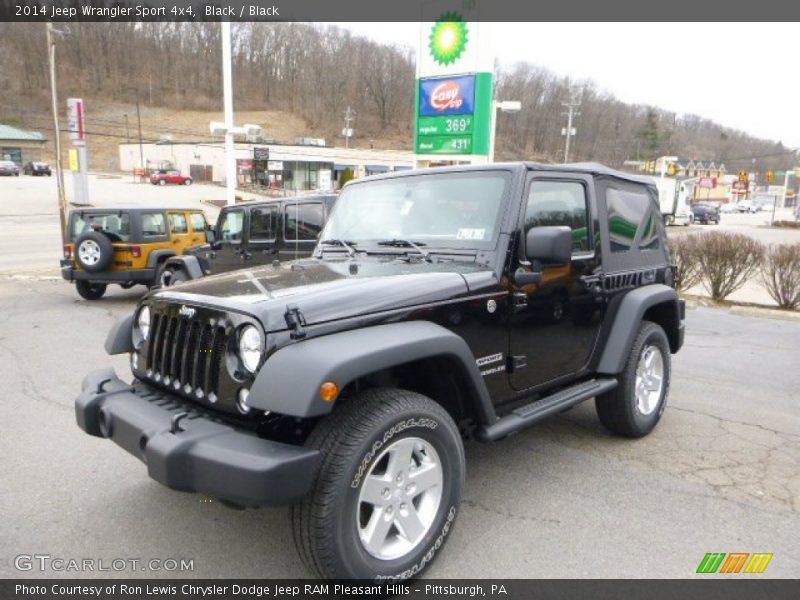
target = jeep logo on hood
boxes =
[178,305,196,319]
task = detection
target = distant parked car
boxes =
[735,200,759,213]
[719,203,738,214]
[23,161,51,176]
[150,169,192,186]
[0,160,20,176]
[691,203,720,224]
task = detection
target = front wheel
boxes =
[596,320,671,438]
[75,280,107,300]
[291,388,464,580]
[158,179,166,186]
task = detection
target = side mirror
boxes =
[205,229,216,244]
[525,226,573,264]
[515,226,573,286]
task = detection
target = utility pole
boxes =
[124,113,130,143]
[135,92,144,172]
[343,106,355,149]
[46,23,68,245]
[561,90,581,163]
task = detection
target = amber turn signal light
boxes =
[320,381,339,402]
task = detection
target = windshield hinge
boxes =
[284,304,307,340]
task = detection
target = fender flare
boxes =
[105,312,134,355]
[162,255,205,280]
[146,249,176,269]
[249,321,496,422]
[595,284,680,374]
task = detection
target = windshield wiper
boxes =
[319,239,357,257]
[376,238,432,262]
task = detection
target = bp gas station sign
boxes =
[414,11,494,163]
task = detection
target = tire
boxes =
[158,179,166,186]
[74,231,114,273]
[595,320,671,438]
[291,388,464,580]
[75,280,107,300]
[184,178,193,186]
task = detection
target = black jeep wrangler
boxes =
[158,194,338,286]
[76,163,684,580]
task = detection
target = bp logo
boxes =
[429,13,469,66]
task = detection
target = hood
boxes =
[153,257,493,332]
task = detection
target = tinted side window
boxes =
[285,203,323,242]
[218,210,244,242]
[168,213,188,234]
[250,207,279,241]
[606,187,659,252]
[525,181,590,253]
[190,213,208,232]
[141,212,167,237]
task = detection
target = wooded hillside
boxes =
[0,22,794,170]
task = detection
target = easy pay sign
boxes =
[414,9,494,157]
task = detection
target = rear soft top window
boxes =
[70,212,131,242]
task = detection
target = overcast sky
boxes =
[340,22,800,147]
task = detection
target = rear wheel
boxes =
[291,388,464,580]
[75,280,107,300]
[184,178,193,186]
[596,320,671,438]
[75,231,114,273]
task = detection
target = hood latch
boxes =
[285,304,307,340]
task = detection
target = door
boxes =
[280,201,324,261]
[246,205,280,265]
[167,170,182,184]
[188,212,209,247]
[212,208,247,273]
[167,212,193,252]
[508,175,604,391]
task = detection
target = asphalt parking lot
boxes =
[1,173,798,579]
[0,277,798,579]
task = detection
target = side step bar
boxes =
[477,378,618,442]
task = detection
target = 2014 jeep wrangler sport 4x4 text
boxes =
[76,163,684,580]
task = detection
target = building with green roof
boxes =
[0,124,47,164]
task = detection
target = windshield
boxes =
[322,171,511,249]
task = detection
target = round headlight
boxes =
[137,306,151,341]
[238,325,262,373]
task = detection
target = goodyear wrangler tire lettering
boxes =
[290,388,464,579]
[352,417,439,488]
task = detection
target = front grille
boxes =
[145,311,229,403]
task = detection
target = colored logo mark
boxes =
[696,553,773,574]
[429,14,468,66]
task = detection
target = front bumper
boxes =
[75,368,320,506]
[61,262,154,283]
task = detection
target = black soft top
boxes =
[347,161,653,187]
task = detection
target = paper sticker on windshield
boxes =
[456,228,485,240]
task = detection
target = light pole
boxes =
[489,100,521,163]
[562,98,580,163]
[221,21,236,206]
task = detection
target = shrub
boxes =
[760,244,800,310]
[694,232,764,301]
[667,235,701,291]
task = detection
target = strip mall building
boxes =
[118,141,414,192]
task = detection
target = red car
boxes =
[150,169,193,186]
